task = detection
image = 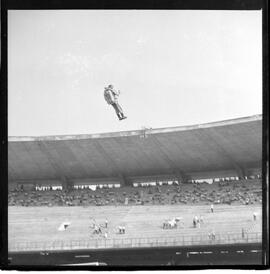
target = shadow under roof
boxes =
[8,115,262,182]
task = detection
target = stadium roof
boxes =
[8,115,262,184]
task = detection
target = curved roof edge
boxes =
[8,114,262,142]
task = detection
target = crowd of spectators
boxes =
[8,178,262,207]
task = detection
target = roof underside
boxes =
[8,115,262,182]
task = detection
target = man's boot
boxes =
[121,113,127,120]
[117,113,122,120]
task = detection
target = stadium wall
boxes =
[9,243,262,266]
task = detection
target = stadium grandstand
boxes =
[8,115,263,266]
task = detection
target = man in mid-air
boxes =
[104,84,127,120]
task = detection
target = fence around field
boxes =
[9,231,262,252]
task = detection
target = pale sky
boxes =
[8,10,262,136]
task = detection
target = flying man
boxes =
[104,84,127,120]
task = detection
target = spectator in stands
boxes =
[8,177,262,207]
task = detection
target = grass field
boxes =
[8,204,262,251]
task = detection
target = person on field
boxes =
[193,216,197,228]
[104,84,127,120]
[253,212,257,221]
[210,204,214,213]
[199,215,204,224]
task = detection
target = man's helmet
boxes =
[108,84,114,88]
